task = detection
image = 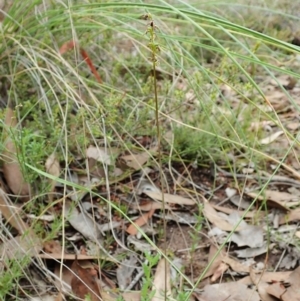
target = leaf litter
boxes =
[3,21,300,301]
[3,123,300,301]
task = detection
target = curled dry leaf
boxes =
[126,209,155,236]
[71,258,101,301]
[2,108,31,199]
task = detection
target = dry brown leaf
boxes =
[145,191,196,205]
[88,158,105,178]
[151,258,172,301]
[279,208,300,224]
[250,268,291,301]
[45,153,60,202]
[287,122,300,131]
[266,282,286,300]
[246,191,290,212]
[121,153,149,170]
[248,190,296,203]
[250,268,275,301]
[222,257,250,274]
[211,262,229,282]
[121,146,158,170]
[203,202,242,231]
[0,186,42,264]
[203,244,225,279]
[2,108,31,199]
[71,258,102,301]
[126,209,155,235]
[86,145,118,165]
[280,266,300,301]
[0,186,28,233]
[45,153,60,177]
[238,276,255,285]
[43,240,62,254]
[239,271,291,285]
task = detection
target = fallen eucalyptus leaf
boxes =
[2,108,31,199]
[64,201,103,244]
